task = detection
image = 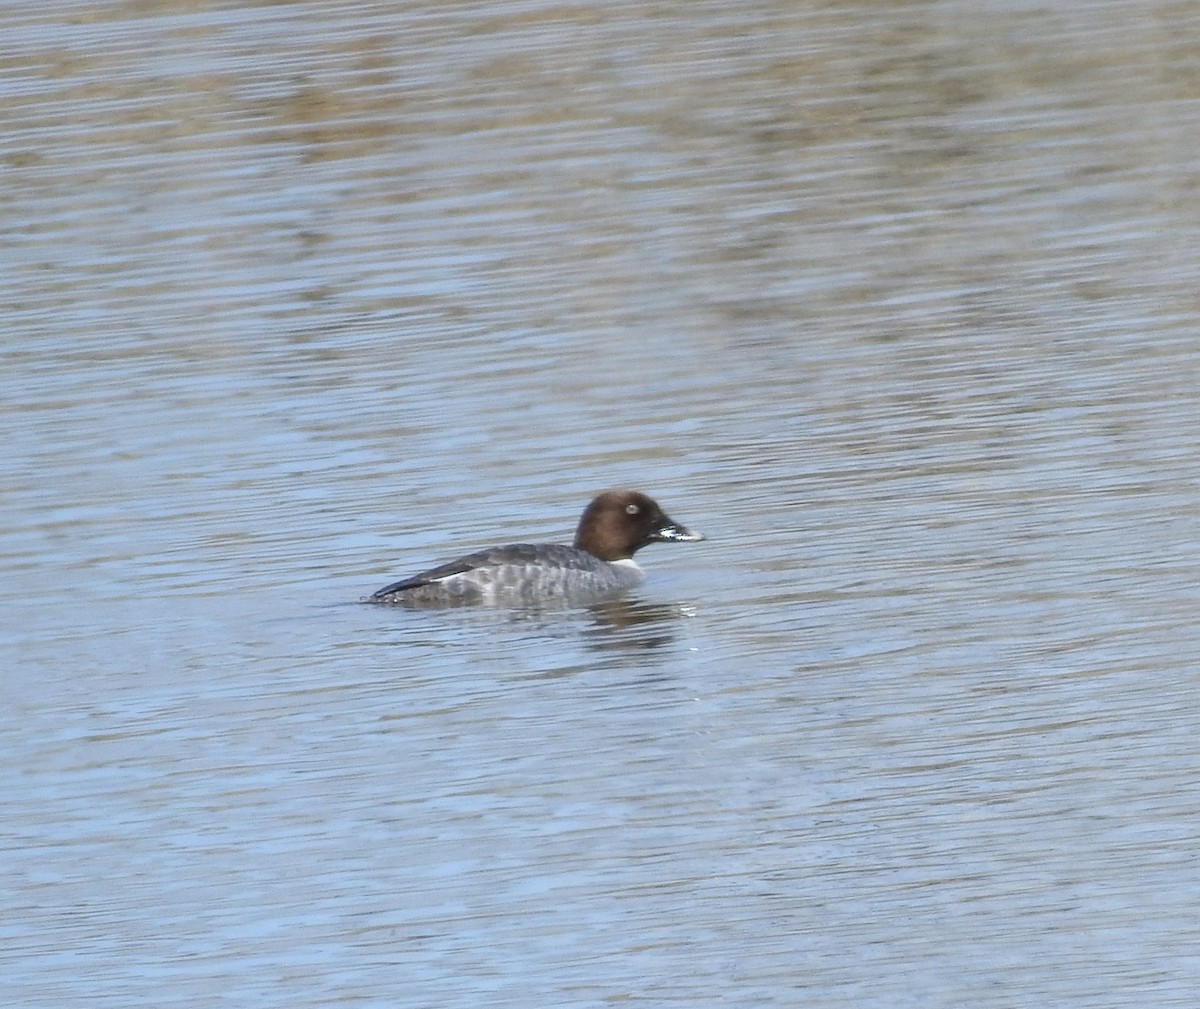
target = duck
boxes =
[368,489,704,605]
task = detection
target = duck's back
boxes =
[369,543,644,605]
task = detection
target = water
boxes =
[3,1,1199,1005]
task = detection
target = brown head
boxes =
[572,490,704,561]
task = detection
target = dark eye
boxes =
[626,503,640,515]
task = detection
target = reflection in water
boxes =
[584,597,699,653]
[364,590,698,655]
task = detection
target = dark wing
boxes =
[369,543,596,601]
[369,548,494,599]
